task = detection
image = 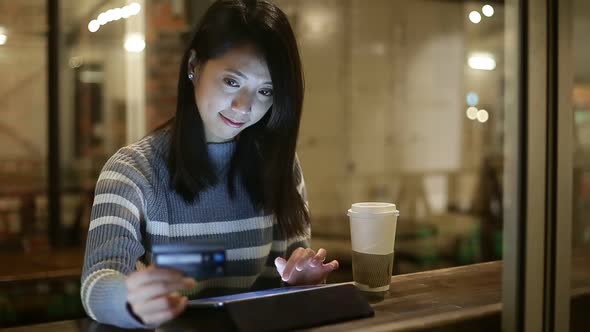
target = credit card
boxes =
[152,241,226,280]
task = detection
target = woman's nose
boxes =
[231,91,253,114]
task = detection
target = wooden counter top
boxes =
[312,261,502,331]
[4,256,590,332]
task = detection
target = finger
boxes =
[309,248,327,268]
[311,260,339,283]
[274,257,287,277]
[128,278,196,304]
[282,248,305,281]
[321,260,339,272]
[141,296,188,325]
[295,249,316,272]
[134,294,187,321]
[127,266,186,290]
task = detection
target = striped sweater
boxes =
[80,129,309,328]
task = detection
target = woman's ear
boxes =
[187,49,199,81]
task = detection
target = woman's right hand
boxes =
[126,265,197,326]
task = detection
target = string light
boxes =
[88,2,141,33]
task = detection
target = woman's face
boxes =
[192,44,274,143]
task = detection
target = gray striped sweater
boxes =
[80,130,309,328]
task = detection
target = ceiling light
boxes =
[466,91,479,106]
[0,27,7,45]
[468,53,496,70]
[88,20,100,32]
[466,107,478,120]
[482,5,494,17]
[469,11,482,24]
[124,34,145,53]
[477,109,489,123]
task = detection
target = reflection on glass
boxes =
[0,0,518,327]
[58,0,146,247]
[271,0,506,276]
[572,0,590,252]
[468,53,497,71]
[469,10,482,24]
[482,5,494,18]
[572,0,590,328]
[0,1,49,253]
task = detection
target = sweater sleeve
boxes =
[80,145,154,329]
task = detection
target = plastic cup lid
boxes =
[347,202,399,216]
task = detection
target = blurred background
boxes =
[0,0,588,327]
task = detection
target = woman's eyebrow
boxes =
[224,68,272,85]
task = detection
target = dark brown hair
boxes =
[165,0,308,237]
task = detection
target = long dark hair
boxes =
[165,0,308,237]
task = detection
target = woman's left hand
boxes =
[274,248,339,285]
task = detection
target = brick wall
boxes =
[145,0,189,131]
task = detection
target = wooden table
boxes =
[3,258,589,332]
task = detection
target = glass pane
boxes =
[0,0,520,328]
[0,1,48,254]
[571,0,590,328]
[273,0,506,277]
[0,0,51,327]
[572,1,590,251]
[0,0,147,327]
[58,0,146,248]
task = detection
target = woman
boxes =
[80,0,339,328]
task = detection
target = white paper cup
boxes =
[348,202,399,294]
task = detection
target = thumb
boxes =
[274,257,287,276]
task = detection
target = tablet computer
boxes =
[184,282,374,331]
[188,283,340,308]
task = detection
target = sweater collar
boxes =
[150,128,236,171]
[207,140,236,171]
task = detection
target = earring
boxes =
[188,72,194,80]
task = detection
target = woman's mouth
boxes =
[219,113,246,128]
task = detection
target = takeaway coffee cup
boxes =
[347,202,400,297]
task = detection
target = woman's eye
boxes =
[224,78,239,87]
[259,89,273,97]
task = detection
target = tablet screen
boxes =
[187,283,351,308]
